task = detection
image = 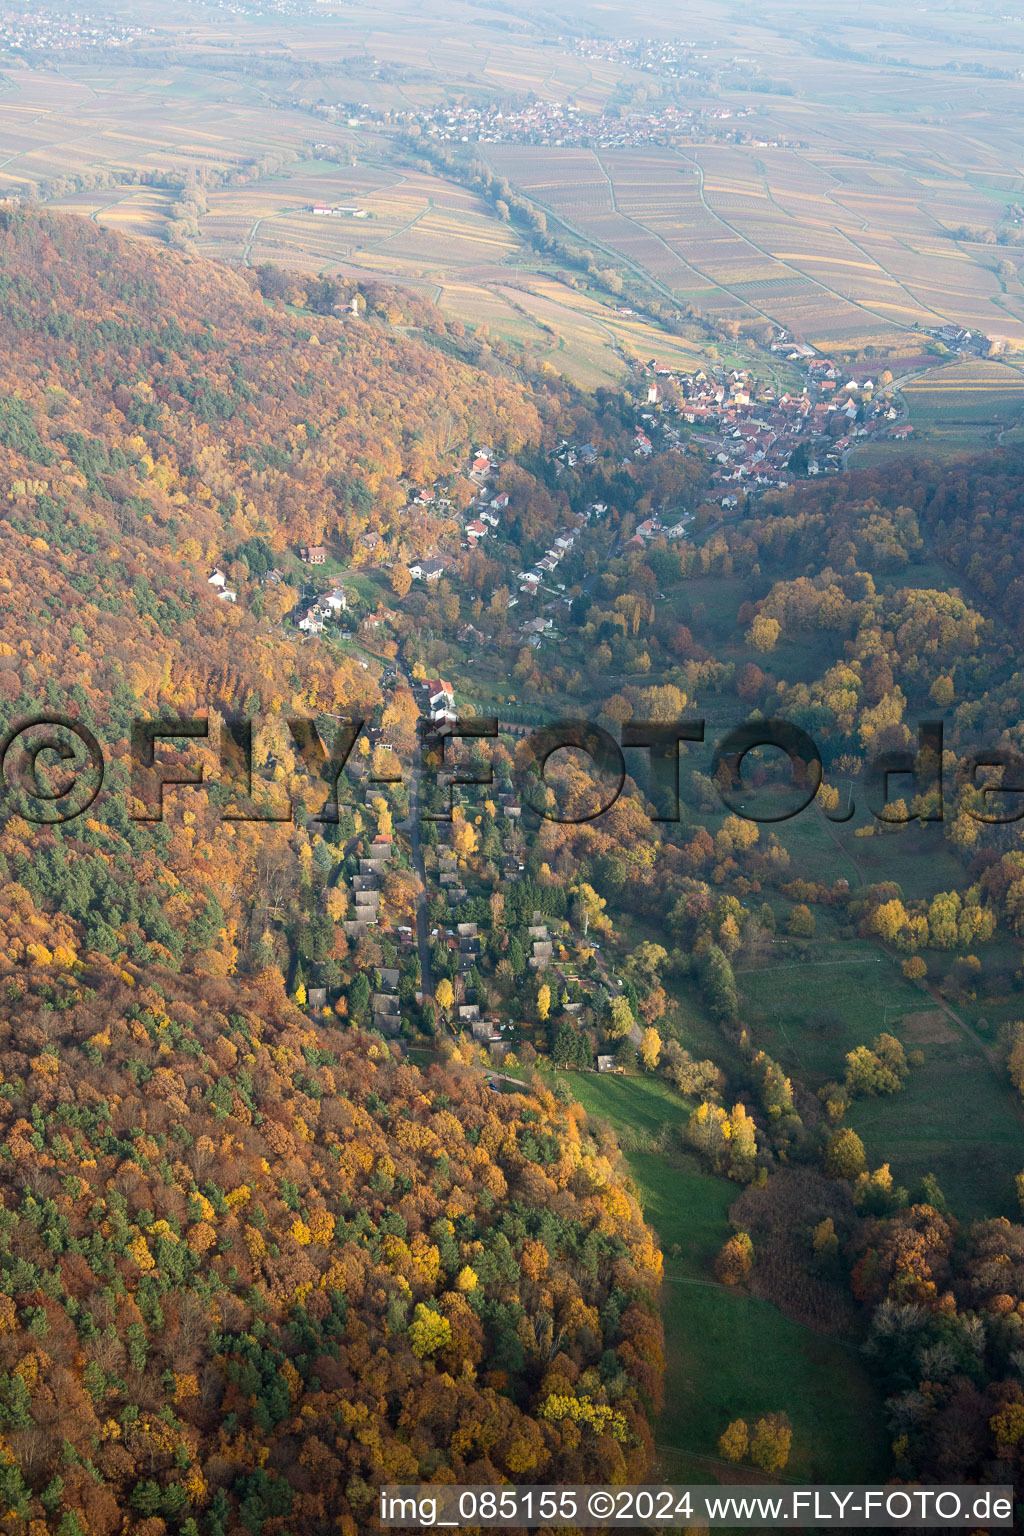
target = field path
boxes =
[366,200,431,250]
[797,155,870,232]
[834,227,946,323]
[590,149,778,325]
[242,216,265,266]
[673,148,918,334]
[918,981,1024,1133]
[87,187,145,225]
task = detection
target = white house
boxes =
[664,518,692,539]
[207,568,227,588]
[426,678,455,713]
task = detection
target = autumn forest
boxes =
[0,141,1022,1536]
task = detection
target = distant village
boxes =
[0,7,154,52]
[568,34,715,79]
[318,99,806,152]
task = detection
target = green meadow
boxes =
[546,1069,888,1483]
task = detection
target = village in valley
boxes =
[204,317,976,677]
[190,317,973,1071]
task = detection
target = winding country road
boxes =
[407,716,434,1004]
[394,664,434,1004]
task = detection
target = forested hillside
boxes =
[0,948,662,1532]
[0,209,668,1531]
[0,205,539,979]
[6,193,1024,1520]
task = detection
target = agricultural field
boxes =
[853,358,1024,462]
[899,358,1024,440]
[486,139,1024,347]
[4,0,1024,376]
[209,165,526,288]
[2,0,1024,370]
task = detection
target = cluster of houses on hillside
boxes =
[404,445,512,580]
[626,508,694,550]
[206,567,237,603]
[552,440,599,469]
[296,584,348,635]
[514,496,609,605]
[336,793,406,1036]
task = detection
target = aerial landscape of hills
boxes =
[0,0,1022,1531]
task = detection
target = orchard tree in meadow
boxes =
[787,904,815,938]
[686,1101,731,1170]
[844,1033,908,1097]
[750,1413,792,1473]
[718,1420,749,1462]
[746,614,780,652]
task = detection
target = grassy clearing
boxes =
[546,1069,888,1482]
[847,1034,1024,1219]
[739,931,1024,1219]
[656,1281,888,1482]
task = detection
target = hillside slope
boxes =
[0,210,666,1532]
